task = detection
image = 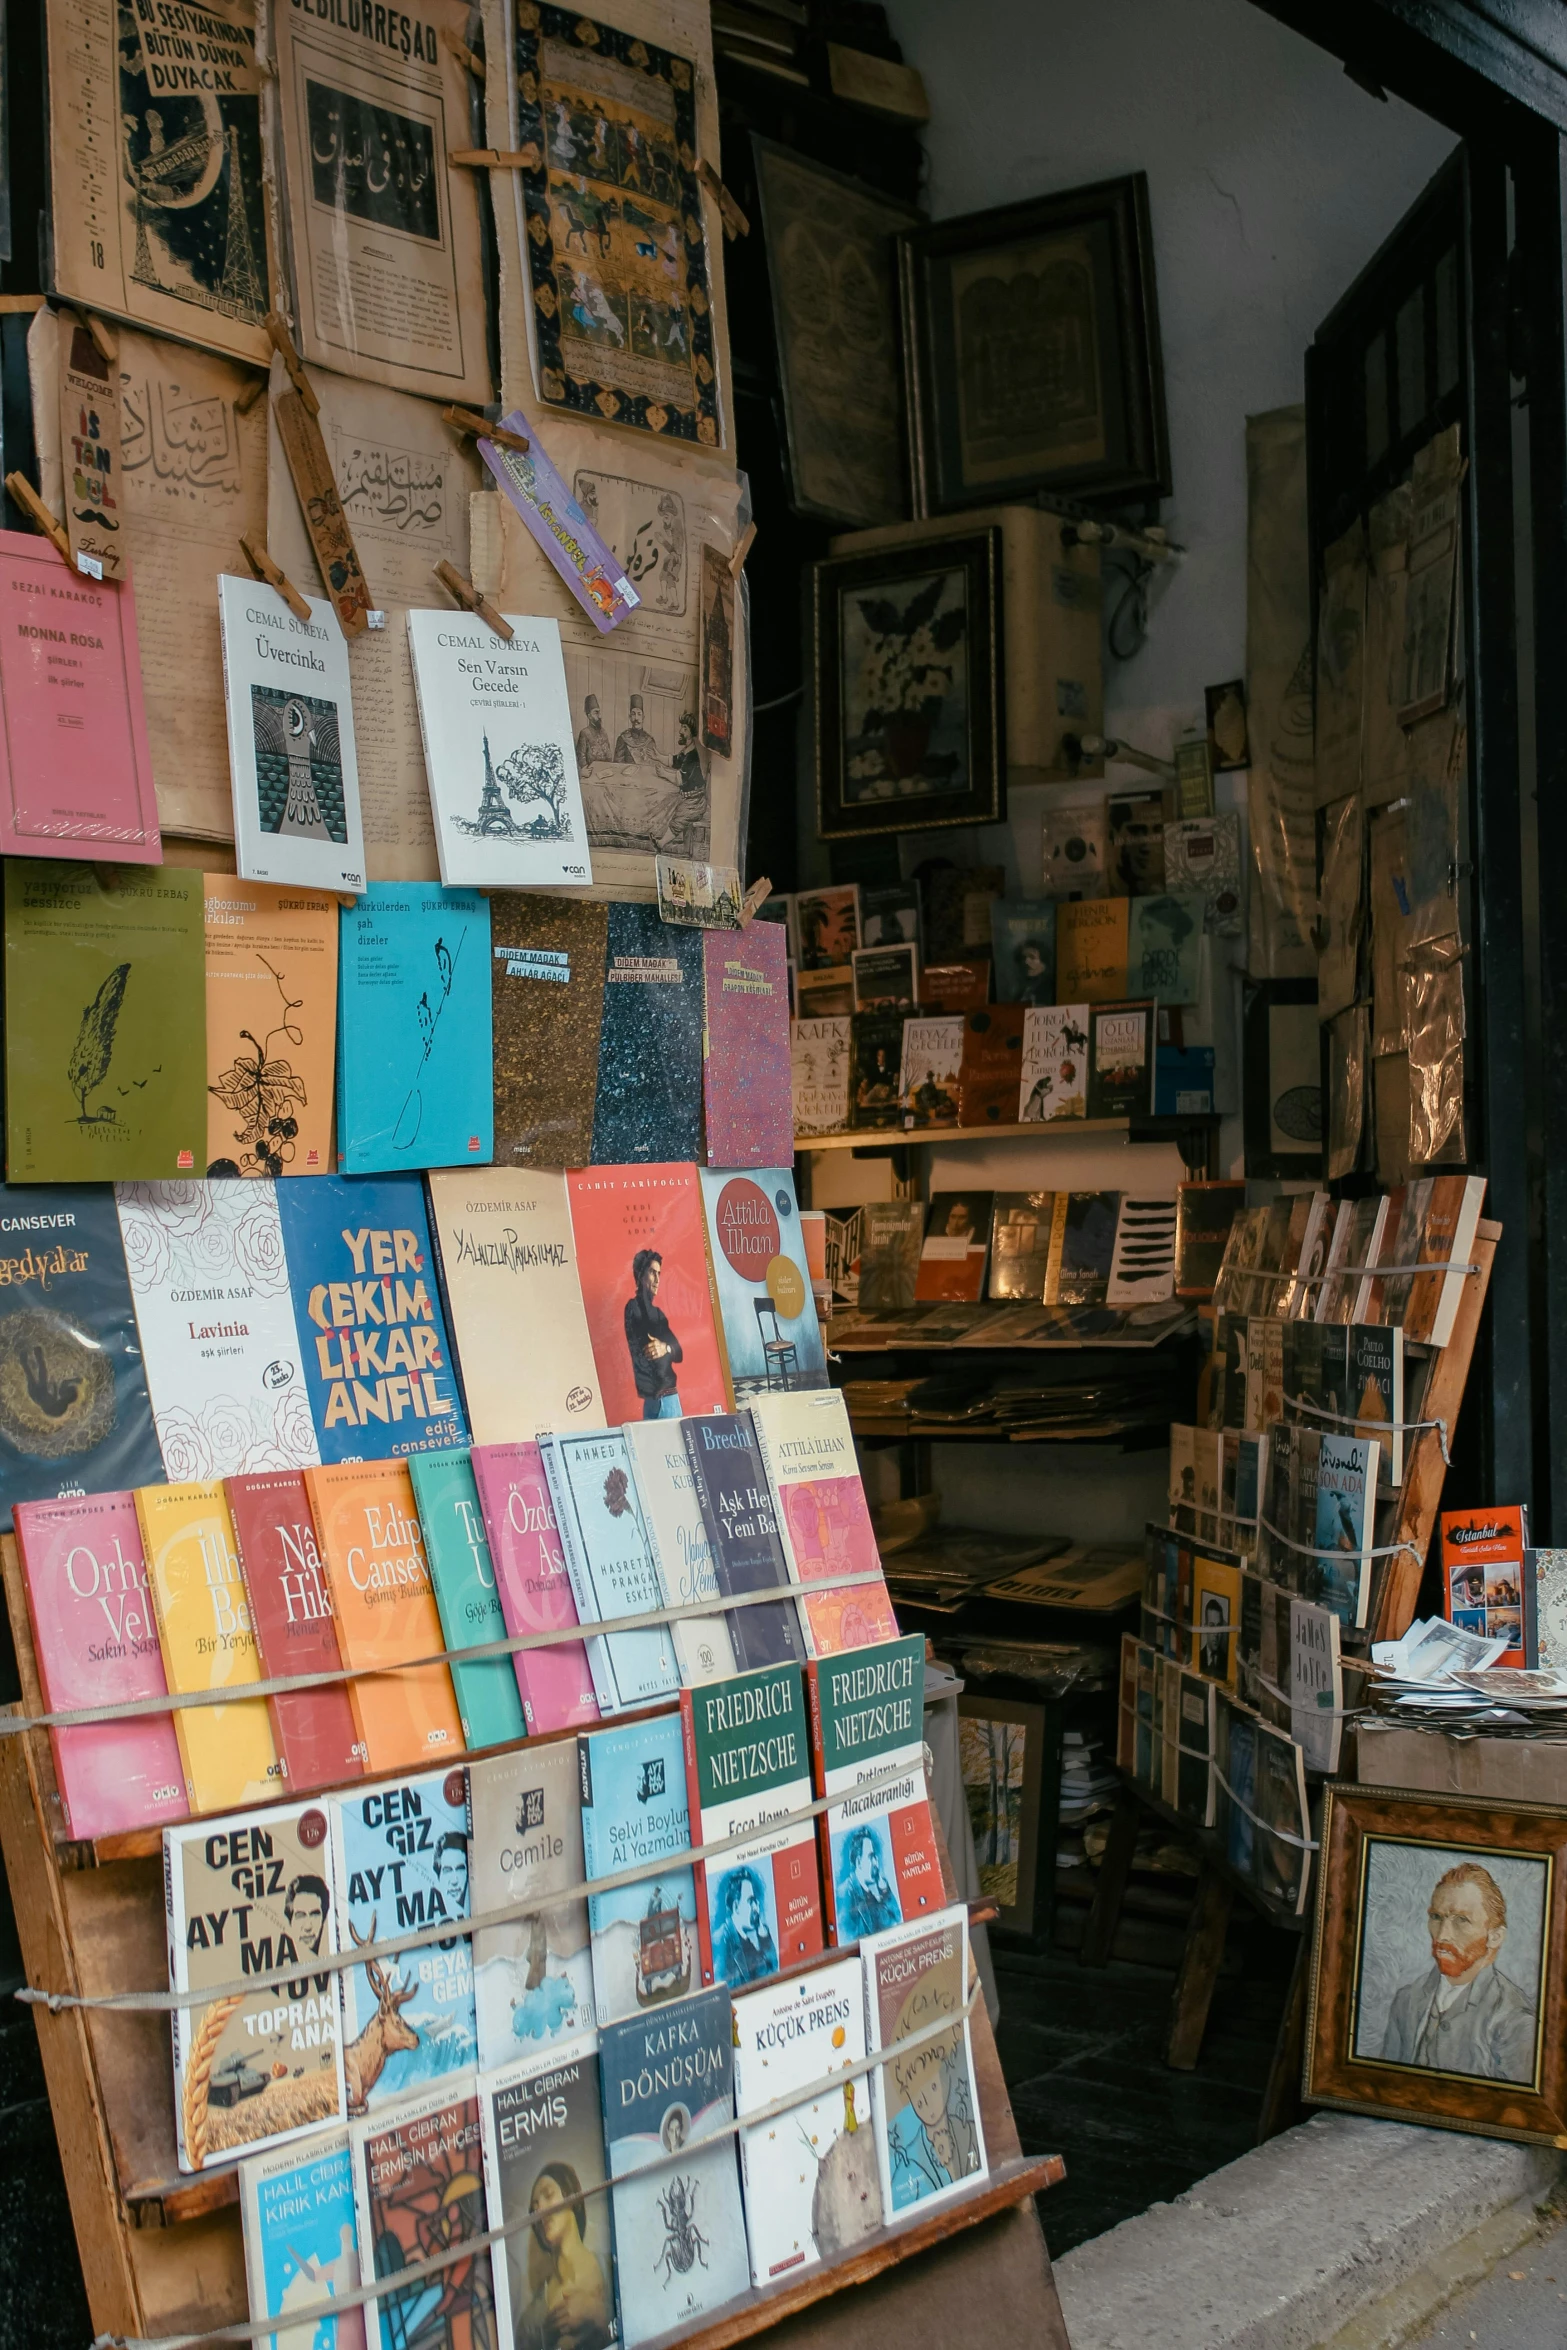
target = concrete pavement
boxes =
[1403,2214,1567,2346]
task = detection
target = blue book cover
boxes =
[598,1986,749,2348]
[327,1764,477,2116]
[275,1175,470,1463]
[681,1414,805,1672]
[697,1167,826,1403]
[337,885,493,1175]
[578,1712,696,2027]
[408,1447,526,1750]
[590,904,704,1164]
[239,2128,360,2350]
[544,1430,680,1714]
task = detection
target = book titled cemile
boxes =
[480,2035,618,2350]
[622,1417,736,1686]
[408,1448,527,1750]
[426,1166,604,1443]
[703,921,793,1166]
[406,608,591,889]
[218,578,366,892]
[682,1412,805,1671]
[578,1711,697,2026]
[541,1430,679,1715]
[139,1478,282,1812]
[861,1904,986,2218]
[165,1797,343,2172]
[350,2076,493,2350]
[337,886,493,1175]
[228,1469,363,1795]
[239,2127,363,2350]
[589,905,705,1164]
[750,1390,898,1656]
[306,1460,464,1774]
[489,892,608,1169]
[682,1660,823,1988]
[468,1740,593,2071]
[565,1163,729,1424]
[732,1956,879,2286]
[204,875,338,1178]
[14,1491,188,1841]
[470,1440,599,1735]
[808,1635,942,1940]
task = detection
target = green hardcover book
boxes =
[5,860,206,1181]
[408,1447,527,1751]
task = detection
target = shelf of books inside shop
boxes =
[796,1112,1221,1158]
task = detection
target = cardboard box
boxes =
[1357,1720,1567,1806]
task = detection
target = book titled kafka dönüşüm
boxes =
[681,1660,823,1989]
[807,1635,942,1943]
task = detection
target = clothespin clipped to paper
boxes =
[442,404,530,456]
[68,306,117,366]
[739,876,772,927]
[729,520,757,578]
[441,25,486,77]
[240,532,312,627]
[435,558,514,643]
[4,473,71,565]
[696,159,749,241]
[451,146,531,169]
[234,370,268,416]
[264,311,319,417]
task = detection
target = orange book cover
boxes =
[565,1163,731,1423]
[304,1459,464,1774]
[203,874,338,1177]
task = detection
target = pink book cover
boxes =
[780,1477,899,1656]
[470,1440,599,1734]
[14,1490,189,1840]
[703,921,793,1167]
[0,531,160,860]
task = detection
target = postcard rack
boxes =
[0,1532,1071,2350]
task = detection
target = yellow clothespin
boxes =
[451,146,530,169]
[69,307,118,365]
[442,404,530,456]
[436,559,514,643]
[240,531,313,627]
[739,876,772,927]
[729,520,757,579]
[264,312,319,417]
[234,371,268,416]
[442,27,486,77]
[4,473,71,564]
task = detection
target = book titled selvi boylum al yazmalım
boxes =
[578,1711,696,2029]
[681,1660,823,1989]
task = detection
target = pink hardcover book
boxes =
[703,920,793,1167]
[0,531,160,860]
[14,1490,189,1839]
[470,1441,600,1734]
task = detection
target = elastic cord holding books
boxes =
[1256,1671,1365,1721]
[1222,1257,1479,1289]
[1210,1762,1319,1850]
[1283,1392,1452,1463]
[1257,1514,1420,1564]
[88,1982,985,2350]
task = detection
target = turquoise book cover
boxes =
[337,886,493,1174]
[408,1448,526,1751]
[578,1711,696,2026]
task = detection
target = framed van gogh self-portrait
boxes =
[814,529,1005,841]
[1306,1785,1567,2144]
[897,172,1171,514]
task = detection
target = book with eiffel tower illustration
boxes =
[218,576,367,893]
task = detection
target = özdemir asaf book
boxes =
[218,578,366,894]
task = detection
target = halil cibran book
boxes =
[14,1490,188,1841]
[698,1166,826,1402]
[578,1711,697,2027]
[203,875,338,1178]
[239,2127,362,2350]
[861,1905,986,2218]
[542,1428,680,1715]
[0,1181,164,1529]
[732,1956,879,2287]
[306,1459,464,1775]
[349,2077,493,2350]
[790,1015,852,1138]
[218,577,366,893]
[479,2036,618,2350]
[622,1417,736,1687]
[489,892,608,1169]
[807,1634,942,1940]
[1018,1003,1089,1122]
[426,1166,604,1445]
[336,886,492,1175]
[4,859,206,1183]
[407,1447,528,1751]
[683,1413,806,1672]
[227,1468,363,1796]
[406,608,592,890]
[467,1739,593,2072]
[590,904,705,1164]
[470,1440,599,1736]
[680,1660,823,1988]
[749,1389,898,1657]
[565,1163,729,1424]
[703,922,793,1167]
[138,1478,282,1813]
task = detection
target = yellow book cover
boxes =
[305,1460,464,1774]
[1056,897,1129,1005]
[204,874,339,1178]
[137,1480,282,1813]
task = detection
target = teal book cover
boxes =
[337,886,493,1174]
[578,1710,696,2026]
[408,1448,526,1750]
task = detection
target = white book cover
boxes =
[1106,1195,1177,1306]
[540,1432,679,1714]
[621,1419,736,1685]
[218,576,366,892]
[468,1742,594,2072]
[791,1015,852,1137]
[732,1957,879,2288]
[406,609,592,890]
[860,1904,986,2221]
[426,1168,605,1445]
[117,1179,320,1478]
[1018,1004,1089,1120]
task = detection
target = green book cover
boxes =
[408,1446,527,1750]
[5,861,206,1181]
[680,1659,824,1984]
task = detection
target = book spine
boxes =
[805,1665,840,1943]
[542,1444,616,1715]
[679,1691,717,1987]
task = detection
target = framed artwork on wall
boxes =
[957,1693,1057,1946]
[1243,975,1324,1179]
[897,171,1171,514]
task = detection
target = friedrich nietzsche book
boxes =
[468,1738,594,2072]
[807,1635,942,1942]
[681,1660,823,1988]
[489,892,609,1169]
[578,1711,697,2028]
[336,885,493,1176]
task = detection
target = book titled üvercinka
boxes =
[807,1636,942,1945]
[681,1660,823,1991]
[139,1478,283,1814]
[306,1460,464,1775]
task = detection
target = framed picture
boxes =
[957,1694,1056,1945]
[814,530,1005,840]
[752,135,922,527]
[1243,976,1324,1179]
[897,172,1171,515]
[1307,1785,1567,2143]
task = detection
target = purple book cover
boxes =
[479,415,638,634]
[704,923,793,1168]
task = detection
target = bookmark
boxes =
[696,158,749,240]
[57,305,126,581]
[265,313,374,635]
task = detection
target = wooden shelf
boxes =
[796,1115,1217,1152]
[850,1416,1169,1448]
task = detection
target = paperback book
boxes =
[427,1166,604,1444]
[228,1469,363,1795]
[480,2037,618,2350]
[239,2128,362,2350]
[139,1478,282,1813]
[848,1009,906,1130]
[1108,790,1168,893]
[218,578,367,894]
[698,1166,827,1402]
[1281,1318,1404,1483]
[1403,1173,1488,1348]
[861,1907,986,2218]
[203,876,338,1178]
[808,1635,942,1940]
[1106,1195,1178,1306]
[749,1389,898,1656]
[1041,803,1107,899]
[898,1015,962,1127]
[589,905,705,1164]
[350,2077,493,2350]
[1126,894,1203,1005]
[1163,812,1242,932]
[1311,1432,1381,1628]
[956,1006,1026,1127]
[470,1440,599,1735]
[542,1430,680,1714]
[988,900,1057,1004]
[578,1711,697,2026]
[795,885,860,968]
[622,1417,736,1687]
[1174,1180,1246,1298]
[468,1740,593,2071]
[851,942,919,1011]
[565,1164,729,1424]
[337,886,493,1175]
[988,1192,1054,1301]
[790,1016,852,1138]
[1044,1192,1120,1306]
[1442,1504,1528,1666]
[306,1460,464,1774]
[681,1661,824,1987]
[732,1956,879,2287]
[1055,895,1128,1003]
[856,1200,924,1311]
[913,1193,992,1303]
[1159,1663,1215,1825]
[408,1448,527,1750]
[703,923,793,1167]
[682,1413,806,1671]
[1086,1001,1156,1118]
[489,892,608,1169]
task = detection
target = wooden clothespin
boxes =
[442,26,486,78]
[451,147,530,169]
[69,306,118,365]
[696,159,749,241]
[739,875,772,927]
[234,370,268,416]
[442,404,530,456]
[264,311,319,417]
[436,559,514,643]
[240,532,312,627]
[729,519,757,579]
[4,473,71,564]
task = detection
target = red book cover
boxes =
[703,921,793,1167]
[1441,1503,1527,1668]
[919,955,990,1012]
[227,1469,364,1793]
[956,1005,1027,1127]
[913,1191,993,1302]
[565,1163,730,1423]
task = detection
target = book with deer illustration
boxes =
[0,1180,164,1531]
[622,1417,736,1687]
[336,887,493,1176]
[116,1179,320,1483]
[470,1440,599,1736]
[468,1740,593,2072]
[204,876,338,1179]
[697,1165,827,1403]
[565,1164,729,1424]
[218,577,367,896]
[589,904,705,1165]
[807,1635,942,1943]
[790,1014,852,1138]
[480,2036,619,2350]
[489,892,609,1169]
[138,1478,283,1813]
[732,1956,879,2288]
[349,2074,494,2350]
[275,1174,470,1464]
[406,609,591,891]
[578,1711,697,2028]
[239,2127,362,2350]
[407,1447,527,1752]
[14,1490,188,1842]
[426,1167,604,1445]
[681,1660,823,1989]
[165,1797,344,2173]
[598,1986,749,2349]
[682,1413,806,1673]
[541,1430,680,1716]
[228,1469,363,1796]
[4,859,207,1183]
[749,1390,898,1658]
[702,922,793,1168]
[328,1764,477,2119]
[861,1905,987,2219]
[305,1459,464,1774]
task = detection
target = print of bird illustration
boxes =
[435,937,452,994]
[66,964,130,1125]
[417,993,434,1050]
[22,1344,81,1421]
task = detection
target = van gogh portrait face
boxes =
[1352,1839,1548,2088]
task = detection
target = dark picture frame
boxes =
[814,529,1005,841]
[1306,1785,1567,2144]
[957,1693,1058,1946]
[1242,975,1324,1179]
[897,172,1171,515]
